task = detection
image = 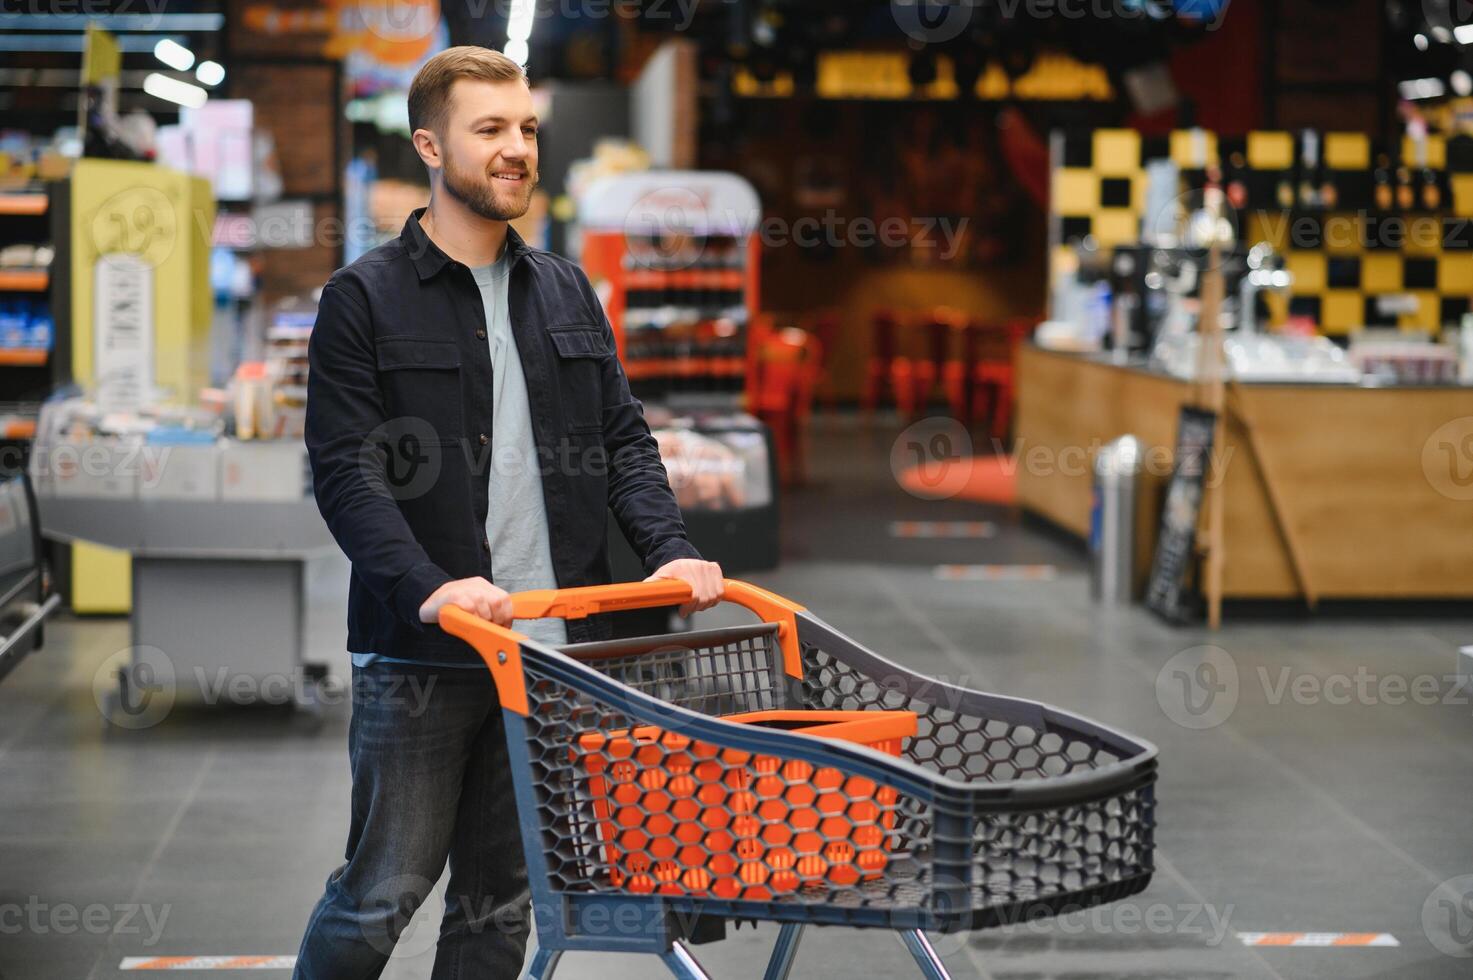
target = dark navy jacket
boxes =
[305,208,701,663]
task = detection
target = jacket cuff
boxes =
[390,561,455,629]
[643,537,704,577]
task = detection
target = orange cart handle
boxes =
[439,578,807,716]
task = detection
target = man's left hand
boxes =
[645,559,724,618]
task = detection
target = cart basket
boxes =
[440,579,1157,977]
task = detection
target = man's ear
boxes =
[411,128,442,173]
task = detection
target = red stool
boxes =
[861,309,902,418]
[944,318,979,425]
[753,327,822,485]
[802,308,842,413]
[971,317,1035,442]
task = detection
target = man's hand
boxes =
[645,559,724,618]
[419,577,514,626]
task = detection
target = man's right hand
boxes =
[419,577,514,626]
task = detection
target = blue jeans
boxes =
[293,665,530,979]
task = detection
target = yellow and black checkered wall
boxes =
[1052,128,1473,334]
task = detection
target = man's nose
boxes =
[502,135,529,162]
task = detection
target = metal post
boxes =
[661,941,714,980]
[761,922,805,980]
[898,929,951,980]
[524,946,562,980]
[1090,435,1141,605]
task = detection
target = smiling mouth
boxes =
[492,172,526,182]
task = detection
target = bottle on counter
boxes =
[1297,130,1321,210]
[1373,153,1394,211]
[1461,313,1473,385]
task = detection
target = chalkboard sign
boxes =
[1145,406,1218,624]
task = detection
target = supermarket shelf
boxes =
[0,193,47,217]
[0,418,37,440]
[625,356,746,380]
[0,348,48,366]
[0,269,49,292]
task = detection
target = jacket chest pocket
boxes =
[548,325,608,434]
[376,336,464,444]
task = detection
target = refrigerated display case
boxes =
[577,171,767,409]
[579,173,779,580]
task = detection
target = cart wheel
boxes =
[101,665,145,730]
[98,671,125,728]
[292,665,331,722]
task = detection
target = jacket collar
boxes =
[400,206,532,281]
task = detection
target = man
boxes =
[294,46,723,979]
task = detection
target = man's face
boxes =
[432,77,539,221]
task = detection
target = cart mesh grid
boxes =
[800,641,1156,916]
[517,621,1154,927]
[558,624,784,717]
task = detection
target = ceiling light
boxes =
[1398,77,1447,100]
[153,37,194,71]
[195,60,224,86]
[143,72,207,108]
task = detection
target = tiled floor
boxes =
[2,415,1470,979]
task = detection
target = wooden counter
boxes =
[1016,344,1473,600]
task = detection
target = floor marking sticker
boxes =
[121,956,296,970]
[934,564,1058,581]
[1237,933,1399,947]
[889,520,997,539]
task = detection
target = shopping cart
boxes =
[440,579,1157,980]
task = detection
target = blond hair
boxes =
[408,46,527,136]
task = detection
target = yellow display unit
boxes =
[66,159,215,613]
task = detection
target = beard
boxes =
[441,147,538,221]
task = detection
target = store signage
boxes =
[243,0,442,68]
[1144,406,1216,624]
[93,252,155,415]
[579,171,761,235]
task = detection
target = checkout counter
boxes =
[1018,344,1473,604]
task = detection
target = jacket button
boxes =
[479,433,489,445]
[476,328,487,340]
[482,538,491,553]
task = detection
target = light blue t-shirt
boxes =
[353,247,567,669]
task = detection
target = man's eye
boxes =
[524,129,538,139]
[480,128,499,136]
